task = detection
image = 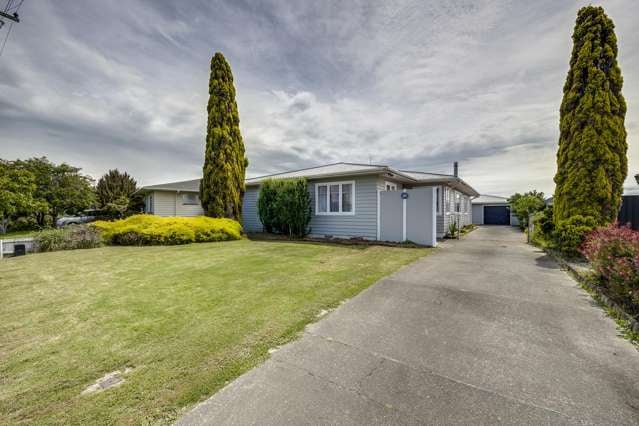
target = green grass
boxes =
[0,240,429,424]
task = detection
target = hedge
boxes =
[35,225,102,252]
[257,178,311,237]
[92,215,242,245]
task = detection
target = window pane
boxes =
[436,187,440,213]
[342,184,352,212]
[318,186,327,212]
[330,185,340,212]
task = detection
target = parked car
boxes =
[55,210,108,227]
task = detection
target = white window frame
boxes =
[455,191,461,213]
[384,181,398,191]
[181,193,199,205]
[315,181,356,216]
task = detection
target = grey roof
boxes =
[245,163,389,184]
[140,178,200,192]
[140,162,480,196]
[472,194,509,205]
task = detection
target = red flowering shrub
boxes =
[580,223,639,314]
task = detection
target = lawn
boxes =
[0,240,429,424]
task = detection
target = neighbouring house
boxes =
[471,195,519,226]
[138,162,479,246]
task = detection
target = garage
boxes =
[483,205,510,225]
[471,195,518,226]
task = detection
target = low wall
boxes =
[0,237,36,259]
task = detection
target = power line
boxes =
[0,0,23,56]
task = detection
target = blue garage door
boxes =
[484,206,510,225]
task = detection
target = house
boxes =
[138,162,479,246]
[471,195,519,226]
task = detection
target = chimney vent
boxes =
[453,161,459,177]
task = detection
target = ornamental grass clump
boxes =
[93,215,242,245]
[581,223,639,314]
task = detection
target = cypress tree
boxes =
[200,52,247,221]
[553,6,627,225]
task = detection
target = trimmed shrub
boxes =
[35,225,102,252]
[92,215,242,245]
[257,178,311,237]
[581,223,639,314]
[553,215,598,257]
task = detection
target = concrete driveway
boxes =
[178,226,639,425]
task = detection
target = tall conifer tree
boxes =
[553,6,627,225]
[200,52,247,221]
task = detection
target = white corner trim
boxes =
[376,189,381,240]
[402,189,407,241]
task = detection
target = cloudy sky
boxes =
[1,0,638,196]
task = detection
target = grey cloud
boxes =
[1,0,638,194]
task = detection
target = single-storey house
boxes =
[471,195,519,226]
[138,162,479,246]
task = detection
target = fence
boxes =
[378,187,437,247]
[619,195,639,230]
[0,237,36,259]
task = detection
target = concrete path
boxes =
[178,226,639,425]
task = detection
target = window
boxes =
[455,192,461,213]
[384,181,397,191]
[182,193,199,205]
[315,181,355,215]
[318,185,327,212]
[436,187,442,215]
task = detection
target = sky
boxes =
[1,0,638,197]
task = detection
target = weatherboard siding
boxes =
[309,175,380,240]
[153,191,176,217]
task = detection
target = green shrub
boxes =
[531,207,554,246]
[35,225,102,252]
[553,215,598,257]
[257,178,311,237]
[447,221,459,238]
[92,215,242,245]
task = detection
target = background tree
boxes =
[200,52,247,221]
[96,169,142,217]
[14,157,95,225]
[0,160,40,233]
[508,190,546,229]
[553,6,627,225]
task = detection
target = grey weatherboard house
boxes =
[139,163,479,246]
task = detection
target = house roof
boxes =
[472,194,509,205]
[139,179,200,192]
[139,162,480,196]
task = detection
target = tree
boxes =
[0,160,40,233]
[14,157,95,225]
[508,190,546,229]
[553,6,627,226]
[200,52,247,221]
[96,169,142,217]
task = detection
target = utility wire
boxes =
[0,20,13,56]
[0,0,23,57]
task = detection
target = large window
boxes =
[182,193,199,205]
[316,181,355,215]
